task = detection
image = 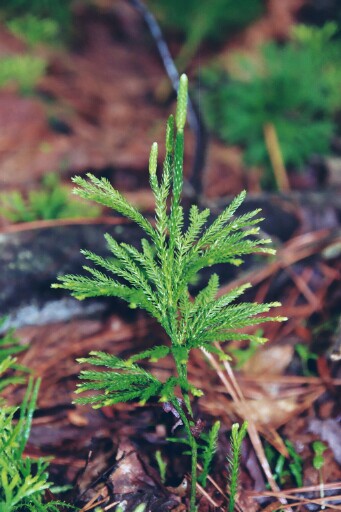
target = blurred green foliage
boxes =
[295,343,318,377]
[148,0,263,41]
[1,0,73,44]
[265,440,303,488]
[0,54,47,93]
[0,173,101,223]
[148,0,263,66]
[6,14,60,46]
[298,0,341,36]
[155,450,167,484]
[1,0,72,29]
[201,23,341,189]
[229,338,260,369]
[0,317,29,395]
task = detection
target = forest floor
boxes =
[1,1,341,511]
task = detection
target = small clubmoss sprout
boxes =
[198,420,220,488]
[312,440,327,509]
[155,450,167,484]
[227,422,248,512]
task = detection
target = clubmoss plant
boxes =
[53,74,285,511]
[201,23,341,189]
[0,379,74,512]
[0,321,72,512]
[227,422,248,512]
[198,420,220,488]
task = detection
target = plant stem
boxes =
[189,431,198,511]
[179,361,192,415]
[172,397,198,512]
[319,468,325,510]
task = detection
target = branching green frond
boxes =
[72,173,155,238]
[77,350,135,369]
[198,210,265,256]
[79,249,121,273]
[66,250,160,316]
[75,351,164,408]
[193,274,220,311]
[212,283,254,311]
[65,235,162,319]
[127,345,170,364]
[75,378,162,407]
[177,289,193,342]
[0,343,27,360]
[203,229,273,261]
[53,271,123,297]
[104,234,157,299]
[205,301,283,330]
[141,238,164,285]
[187,282,251,345]
[122,241,164,296]
[53,272,154,316]
[159,376,178,401]
[190,303,284,348]
[0,374,27,392]
[177,273,220,335]
[181,235,274,289]
[196,190,247,248]
[180,205,211,255]
[199,420,220,488]
[0,356,15,377]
